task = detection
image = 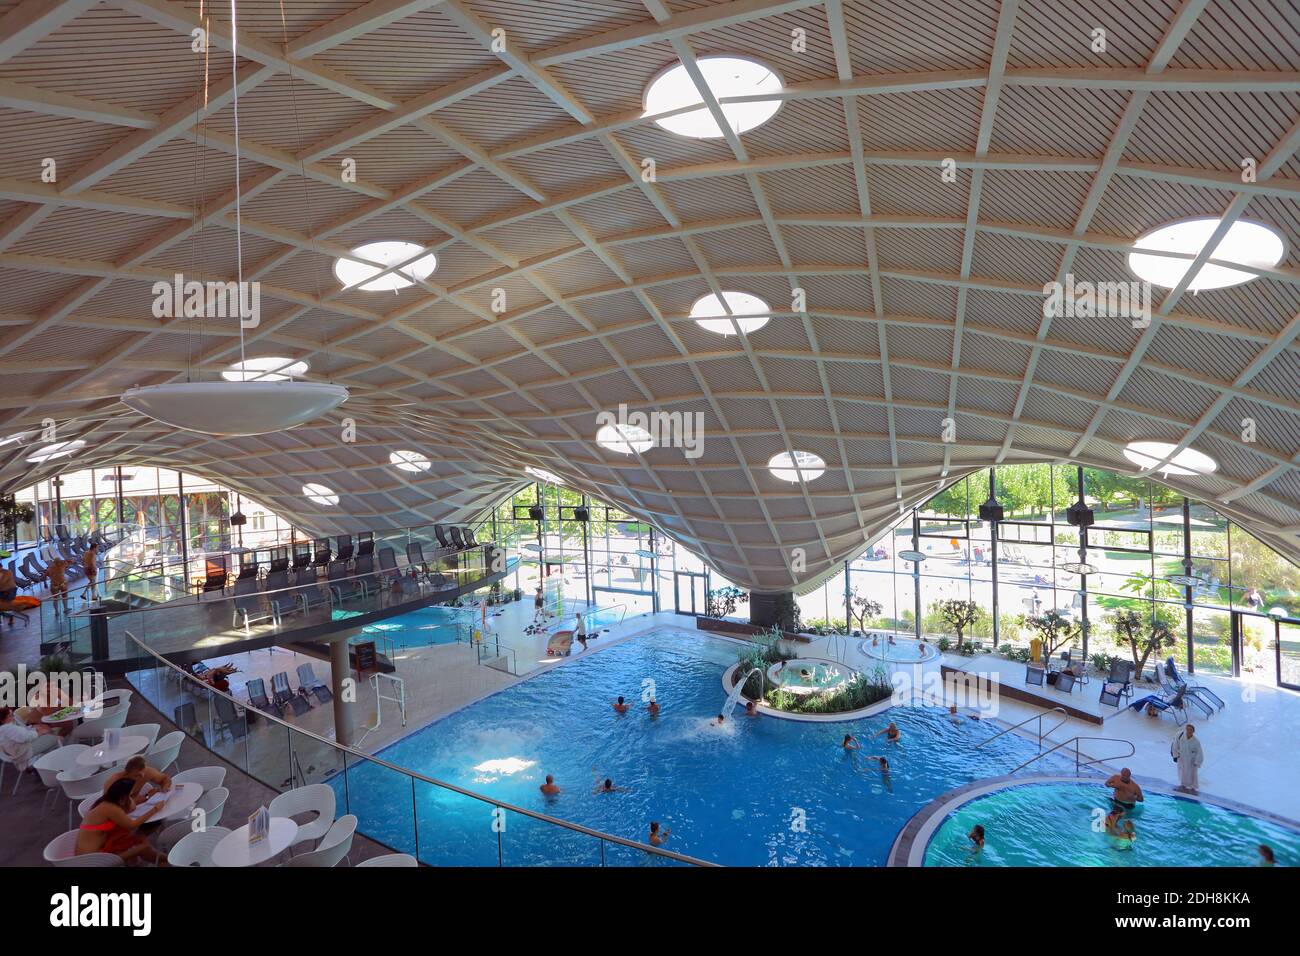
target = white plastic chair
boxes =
[173,766,225,792]
[195,786,228,827]
[167,826,232,867]
[269,783,335,850]
[43,830,124,867]
[145,731,184,775]
[356,852,417,867]
[120,723,160,751]
[157,819,197,855]
[279,814,356,867]
[57,766,117,830]
[34,744,89,815]
[68,706,129,744]
[0,732,61,794]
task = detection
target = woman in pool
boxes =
[966,824,984,855]
[875,722,901,743]
[842,733,860,751]
[1258,845,1275,866]
[593,778,629,794]
[649,821,670,846]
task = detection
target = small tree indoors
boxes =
[936,599,981,646]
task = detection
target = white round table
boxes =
[75,735,148,768]
[211,818,299,867]
[148,781,203,822]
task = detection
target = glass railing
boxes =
[53,546,517,665]
[122,629,712,867]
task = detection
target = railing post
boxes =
[496,807,504,866]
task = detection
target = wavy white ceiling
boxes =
[1,0,1298,590]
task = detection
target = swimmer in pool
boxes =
[967,824,984,854]
[842,733,861,752]
[539,774,561,796]
[715,713,725,726]
[948,704,963,725]
[1104,768,1144,812]
[744,700,758,717]
[1258,844,1275,866]
[593,778,629,794]
[647,697,660,717]
[613,696,630,714]
[875,722,901,743]
[649,821,670,846]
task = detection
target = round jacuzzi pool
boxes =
[860,635,941,664]
[918,779,1300,867]
[766,659,852,695]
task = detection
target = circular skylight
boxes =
[1123,440,1217,476]
[768,450,826,482]
[526,466,564,485]
[389,449,431,473]
[26,440,84,463]
[690,290,770,335]
[1128,218,1284,291]
[222,357,309,382]
[334,241,437,291]
[644,56,783,139]
[596,422,654,455]
[302,483,339,506]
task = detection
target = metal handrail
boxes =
[1009,734,1137,775]
[975,706,1069,751]
[123,629,714,867]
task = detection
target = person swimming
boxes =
[539,774,561,796]
[875,722,901,743]
[842,733,860,751]
[967,824,984,854]
[649,821,670,846]
[593,778,629,794]
[1258,844,1275,866]
[715,713,725,725]
[647,697,660,717]
[613,696,630,714]
[1104,768,1144,812]
[948,704,963,725]
[744,700,758,717]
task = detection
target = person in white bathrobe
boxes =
[1171,723,1204,794]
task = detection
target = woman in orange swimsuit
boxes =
[76,778,167,865]
[80,544,99,600]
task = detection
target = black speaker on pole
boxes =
[573,506,589,522]
[978,495,1004,523]
[528,505,544,522]
[1066,500,1094,528]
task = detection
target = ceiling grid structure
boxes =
[0,0,1297,590]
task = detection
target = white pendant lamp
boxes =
[121,381,348,437]
[121,0,347,436]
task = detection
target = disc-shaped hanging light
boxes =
[121,381,348,436]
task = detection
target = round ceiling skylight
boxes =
[768,450,826,482]
[1128,218,1284,291]
[1123,441,1217,476]
[302,483,339,506]
[526,466,564,485]
[690,290,770,335]
[26,439,85,463]
[334,241,437,291]
[596,423,654,455]
[644,56,783,139]
[222,357,309,382]
[390,449,431,473]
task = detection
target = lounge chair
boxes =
[312,538,332,571]
[1129,686,1188,725]
[433,525,453,550]
[405,542,430,580]
[328,560,366,605]
[231,576,280,632]
[173,702,203,743]
[272,671,310,716]
[1099,659,1135,707]
[1053,670,1077,694]
[235,553,259,580]
[263,569,296,619]
[449,526,467,549]
[268,548,290,574]
[292,543,313,572]
[297,663,333,703]
[246,677,280,717]
[1025,663,1046,686]
[296,579,330,612]
[356,531,374,557]
[1163,657,1225,713]
[463,527,479,547]
[353,553,378,592]
[211,694,247,743]
[335,535,354,563]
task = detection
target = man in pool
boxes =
[539,774,561,796]
[714,713,725,726]
[593,778,631,795]
[647,697,660,717]
[743,700,758,717]
[649,821,670,846]
[1258,845,1275,866]
[1104,768,1144,812]
[613,696,630,714]
[875,722,901,743]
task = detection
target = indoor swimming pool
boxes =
[330,628,1072,866]
[921,781,1300,867]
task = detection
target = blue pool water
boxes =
[331,628,1070,866]
[923,781,1300,867]
[345,604,466,649]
